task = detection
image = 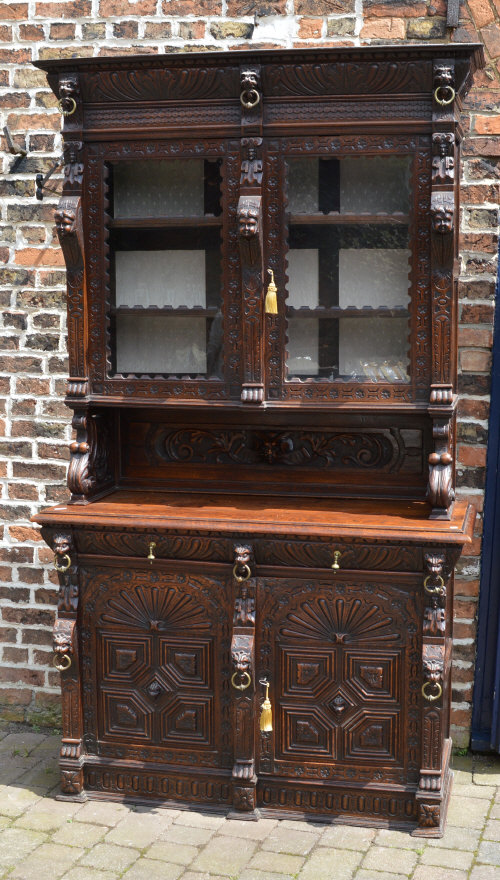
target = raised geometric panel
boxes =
[103,691,152,741]
[281,707,335,758]
[101,633,151,682]
[345,711,399,763]
[345,652,400,702]
[160,638,211,688]
[281,648,335,699]
[161,695,213,747]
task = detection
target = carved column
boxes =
[427,62,458,519]
[228,544,259,818]
[416,551,451,835]
[44,530,85,799]
[239,66,265,404]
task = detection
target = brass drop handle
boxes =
[331,550,342,572]
[54,554,71,573]
[434,85,455,106]
[231,670,252,691]
[422,681,442,702]
[233,563,251,583]
[423,575,445,595]
[147,542,156,564]
[58,97,77,116]
[240,88,260,109]
[53,653,72,671]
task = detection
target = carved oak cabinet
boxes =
[34,44,482,835]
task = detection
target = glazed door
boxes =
[79,564,233,775]
[256,574,421,813]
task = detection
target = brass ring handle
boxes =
[231,670,252,691]
[423,575,445,595]
[54,554,71,573]
[240,89,260,109]
[53,653,72,671]
[434,85,455,107]
[58,97,77,116]
[422,681,442,702]
[233,563,251,583]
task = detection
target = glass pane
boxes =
[287,156,411,215]
[115,251,206,308]
[339,248,411,309]
[115,315,208,374]
[338,317,409,380]
[113,159,206,218]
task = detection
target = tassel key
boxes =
[265,269,278,315]
[259,679,273,732]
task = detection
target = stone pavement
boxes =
[2,726,500,880]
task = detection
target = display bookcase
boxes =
[33,43,482,835]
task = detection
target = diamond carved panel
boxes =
[281,706,335,758]
[345,651,400,702]
[160,638,211,688]
[344,711,399,762]
[102,634,151,682]
[161,695,213,747]
[104,692,152,740]
[282,648,335,699]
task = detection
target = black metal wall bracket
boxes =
[36,159,63,201]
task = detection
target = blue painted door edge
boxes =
[471,238,500,751]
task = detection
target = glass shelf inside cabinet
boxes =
[108,158,223,378]
[286,156,411,382]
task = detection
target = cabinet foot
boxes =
[227,809,261,821]
[412,769,453,838]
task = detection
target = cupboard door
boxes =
[256,576,421,799]
[80,565,233,770]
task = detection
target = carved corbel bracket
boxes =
[54,194,88,383]
[68,409,114,503]
[433,63,455,114]
[432,133,455,186]
[53,618,76,660]
[430,191,454,235]
[58,73,82,128]
[427,417,455,519]
[422,644,445,698]
[63,140,84,193]
[423,552,447,637]
[240,137,263,189]
[240,66,262,132]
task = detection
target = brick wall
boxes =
[0,0,499,744]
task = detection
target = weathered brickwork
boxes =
[0,1,499,744]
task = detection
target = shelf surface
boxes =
[33,491,474,545]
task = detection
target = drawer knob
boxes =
[147,542,156,564]
[331,550,342,572]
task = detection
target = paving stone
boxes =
[14,797,82,831]
[374,827,425,849]
[79,842,139,871]
[298,847,361,879]
[261,826,319,855]
[471,867,500,880]
[31,735,61,754]
[121,859,183,880]
[219,817,277,839]
[239,871,296,880]
[478,841,500,866]
[319,824,376,850]
[73,801,133,827]
[53,821,106,848]
[474,758,500,786]
[0,814,12,829]
[0,827,47,868]
[61,871,119,880]
[250,849,306,875]
[447,794,490,828]
[413,868,468,880]
[279,818,326,832]
[191,835,257,874]
[0,732,48,753]
[173,810,225,830]
[159,823,215,846]
[426,824,481,850]
[490,803,500,819]
[16,760,61,791]
[419,846,474,869]
[453,782,496,799]
[10,842,84,880]
[0,785,44,817]
[180,874,230,880]
[484,821,500,842]
[452,753,473,771]
[451,769,474,784]
[144,841,198,865]
[362,845,418,874]
[105,810,171,848]
[355,872,409,880]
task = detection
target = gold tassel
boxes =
[260,681,273,732]
[265,269,278,315]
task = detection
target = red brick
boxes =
[112,20,139,37]
[3,647,29,663]
[0,48,32,62]
[8,484,39,501]
[460,349,492,372]
[2,606,54,626]
[0,690,32,706]
[296,0,353,10]
[461,184,500,204]
[21,628,52,646]
[99,0,156,12]
[458,445,487,467]
[14,378,51,396]
[143,22,173,37]
[460,303,495,323]
[450,709,472,726]
[35,0,91,15]
[468,0,495,28]
[0,3,28,19]
[9,525,41,542]
[454,578,481,597]
[18,23,44,39]
[227,0,285,12]
[7,113,59,133]
[360,17,406,38]
[458,327,493,347]
[459,279,495,300]
[96,46,158,56]
[34,588,58,605]
[460,232,498,253]
[50,21,76,38]
[482,21,500,58]
[463,137,500,157]
[475,115,500,134]
[298,17,323,38]
[453,599,479,620]
[15,248,65,268]
[0,667,45,687]
[364,2,425,16]
[33,649,52,666]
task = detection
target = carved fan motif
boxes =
[280,597,396,645]
[101,586,210,632]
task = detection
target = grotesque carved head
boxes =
[238,205,260,239]
[53,628,72,655]
[55,207,77,237]
[58,76,79,113]
[241,70,259,92]
[53,533,72,557]
[234,544,251,567]
[432,205,454,234]
[434,64,454,88]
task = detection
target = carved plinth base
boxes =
[412,740,453,838]
[227,808,260,821]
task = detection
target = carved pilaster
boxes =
[229,544,258,818]
[423,552,447,637]
[67,409,114,503]
[55,194,87,395]
[238,195,264,404]
[58,73,82,130]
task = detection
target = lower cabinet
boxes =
[48,528,459,836]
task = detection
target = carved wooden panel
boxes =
[80,566,232,769]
